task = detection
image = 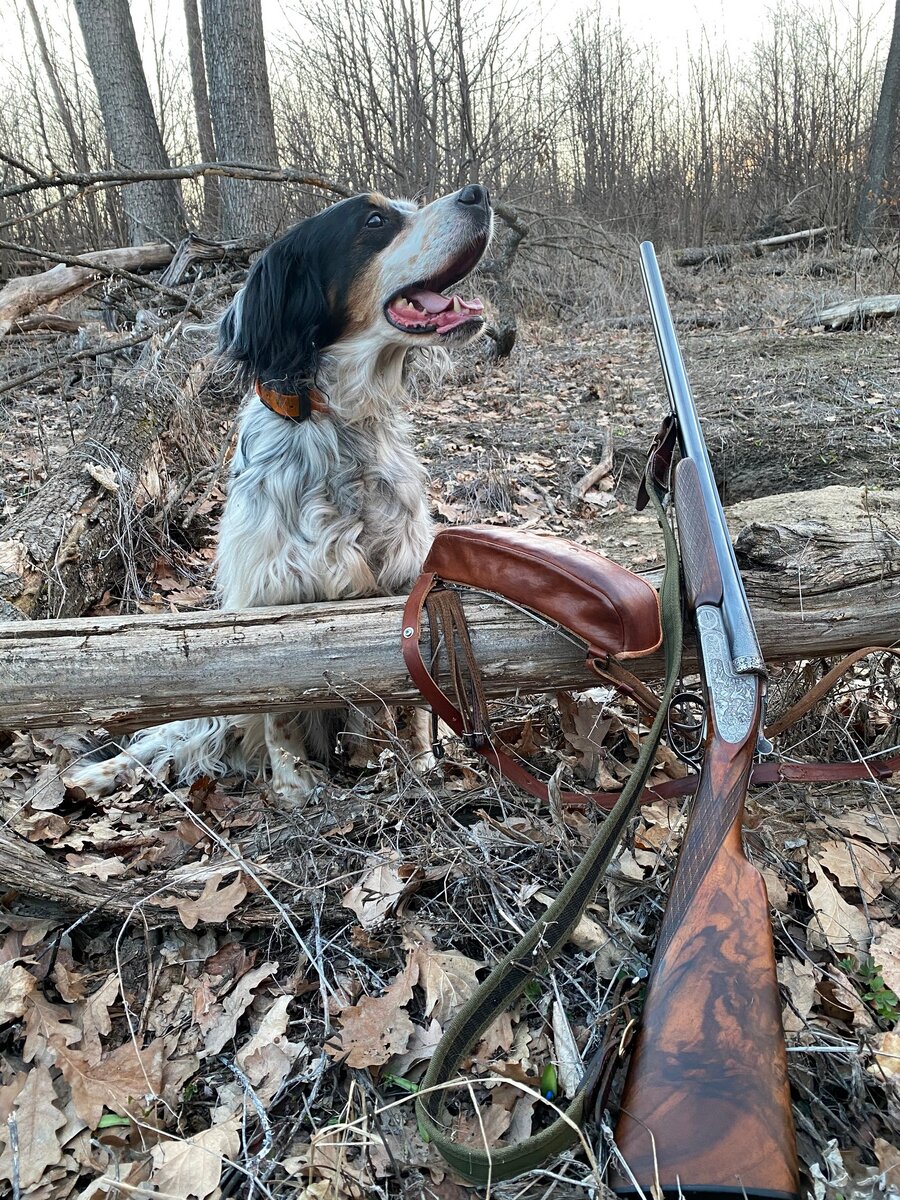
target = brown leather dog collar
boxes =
[255,381,330,421]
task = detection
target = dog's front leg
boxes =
[264,713,326,801]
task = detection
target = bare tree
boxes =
[72,0,185,243]
[183,0,219,231]
[855,0,900,239]
[201,0,280,236]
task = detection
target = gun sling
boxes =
[402,463,685,1181]
[401,456,899,1184]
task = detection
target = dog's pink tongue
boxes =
[406,287,452,313]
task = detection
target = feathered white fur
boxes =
[67,187,492,801]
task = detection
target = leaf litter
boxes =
[0,311,897,1196]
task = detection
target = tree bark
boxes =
[0,369,193,619]
[201,0,281,237]
[0,243,173,337]
[183,0,220,232]
[854,0,900,240]
[73,0,185,243]
[0,486,896,732]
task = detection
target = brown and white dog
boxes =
[69,185,492,800]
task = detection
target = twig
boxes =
[0,326,170,397]
[0,237,199,312]
[219,1056,274,1176]
[6,1113,20,1200]
[0,149,46,182]
[0,160,352,202]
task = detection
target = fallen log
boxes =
[0,485,895,732]
[675,226,831,268]
[0,364,206,619]
[0,243,174,336]
[800,293,900,330]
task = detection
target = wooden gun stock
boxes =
[611,702,799,1198]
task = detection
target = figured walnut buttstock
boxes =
[612,714,799,1200]
[674,457,723,610]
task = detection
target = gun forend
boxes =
[674,457,723,610]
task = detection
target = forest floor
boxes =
[0,246,897,1199]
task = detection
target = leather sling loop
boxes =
[409,466,684,1183]
[403,589,665,812]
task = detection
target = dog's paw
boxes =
[63,755,136,798]
[268,752,328,804]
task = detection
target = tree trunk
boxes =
[23,0,103,240]
[0,485,896,732]
[0,368,193,619]
[854,0,900,240]
[183,0,220,232]
[201,0,281,237]
[73,0,185,243]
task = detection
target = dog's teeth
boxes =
[452,296,462,312]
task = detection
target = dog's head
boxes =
[220,185,492,394]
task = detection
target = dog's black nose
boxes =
[458,184,489,208]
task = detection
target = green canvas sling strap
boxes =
[409,466,684,1182]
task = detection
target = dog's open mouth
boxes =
[385,240,487,335]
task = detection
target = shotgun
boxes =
[611,244,799,1198]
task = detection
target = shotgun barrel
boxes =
[610,248,799,1200]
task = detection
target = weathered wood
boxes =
[0,243,173,336]
[0,366,202,619]
[676,227,831,268]
[0,828,285,924]
[0,486,896,732]
[800,293,900,330]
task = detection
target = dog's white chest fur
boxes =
[216,401,433,610]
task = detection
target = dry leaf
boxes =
[456,1094,514,1147]
[0,961,37,1021]
[410,943,482,1024]
[817,966,874,1030]
[870,923,900,996]
[328,967,415,1069]
[612,846,645,881]
[77,974,120,1067]
[0,1065,66,1188]
[157,871,248,929]
[65,854,129,880]
[806,856,870,952]
[760,867,789,912]
[534,890,616,962]
[150,1115,242,1199]
[237,995,307,1103]
[869,1029,900,1082]
[778,958,816,1032]
[473,1011,515,1060]
[203,962,278,1055]
[874,1138,900,1190]
[342,862,419,930]
[817,838,891,902]
[84,462,119,493]
[829,809,899,847]
[24,764,67,812]
[54,1036,166,1127]
[551,1000,582,1098]
[388,1018,443,1076]
[23,992,79,1065]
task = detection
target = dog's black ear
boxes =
[219,233,329,391]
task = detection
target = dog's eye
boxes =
[366,212,385,228]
